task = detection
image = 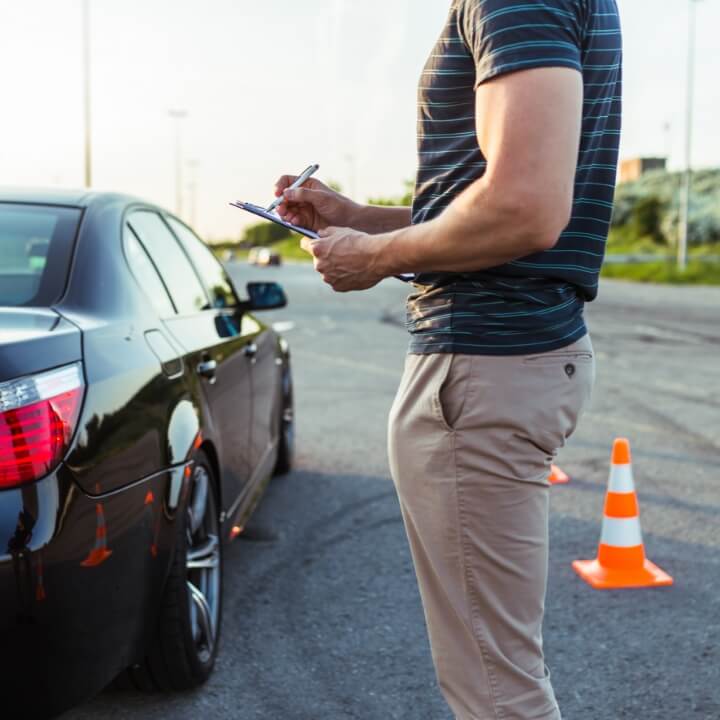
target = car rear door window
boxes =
[127,210,208,315]
[166,217,238,309]
[124,224,176,317]
[0,203,81,306]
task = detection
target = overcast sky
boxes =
[1,0,718,240]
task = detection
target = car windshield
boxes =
[0,203,81,306]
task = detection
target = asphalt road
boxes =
[65,263,719,720]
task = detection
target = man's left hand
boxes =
[301,227,385,292]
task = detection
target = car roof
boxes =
[0,187,144,209]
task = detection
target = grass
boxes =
[606,228,720,257]
[601,259,720,285]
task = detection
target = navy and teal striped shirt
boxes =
[408,0,622,355]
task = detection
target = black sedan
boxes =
[0,189,294,718]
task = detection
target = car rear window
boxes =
[0,203,81,307]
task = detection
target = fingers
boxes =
[277,187,320,225]
[274,175,326,197]
[300,236,316,255]
[283,187,321,204]
[274,175,298,196]
[280,205,306,226]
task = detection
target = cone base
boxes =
[572,557,673,589]
[81,548,113,568]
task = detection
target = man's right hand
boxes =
[274,176,357,232]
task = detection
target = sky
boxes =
[0,0,719,241]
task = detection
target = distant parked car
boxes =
[248,245,281,266]
[0,189,295,718]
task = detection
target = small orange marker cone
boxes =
[549,464,570,485]
[81,502,113,567]
[572,438,673,590]
[144,490,154,505]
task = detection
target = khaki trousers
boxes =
[388,336,594,720]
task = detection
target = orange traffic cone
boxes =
[572,438,673,589]
[549,464,570,485]
[81,501,113,567]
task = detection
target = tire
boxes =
[273,373,294,476]
[126,449,223,691]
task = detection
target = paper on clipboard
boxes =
[230,201,319,239]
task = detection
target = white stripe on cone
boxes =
[607,464,635,494]
[600,516,644,547]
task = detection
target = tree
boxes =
[240,221,290,248]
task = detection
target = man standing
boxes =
[276,1,621,717]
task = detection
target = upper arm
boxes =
[475,67,583,227]
[460,0,585,234]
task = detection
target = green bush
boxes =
[612,168,720,248]
[629,195,666,244]
[241,221,291,248]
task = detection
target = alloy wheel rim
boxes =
[185,464,221,664]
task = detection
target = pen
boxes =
[267,163,320,213]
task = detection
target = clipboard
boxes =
[230,201,319,239]
[230,200,414,283]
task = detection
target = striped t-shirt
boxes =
[408,0,622,355]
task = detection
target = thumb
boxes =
[284,187,323,204]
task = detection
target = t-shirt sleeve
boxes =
[458,0,584,89]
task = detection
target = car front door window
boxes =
[166,217,238,311]
[127,211,208,314]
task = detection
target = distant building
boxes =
[620,157,667,183]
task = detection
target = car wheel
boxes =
[274,374,294,475]
[128,449,222,691]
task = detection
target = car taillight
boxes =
[0,363,84,489]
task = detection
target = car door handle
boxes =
[196,359,217,380]
[244,343,258,359]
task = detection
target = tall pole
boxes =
[168,109,188,217]
[82,0,92,187]
[678,0,700,271]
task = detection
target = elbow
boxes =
[511,192,572,254]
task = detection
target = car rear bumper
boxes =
[0,465,188,717]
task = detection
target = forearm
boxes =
[369,178,563,276]
[348,204,412,234]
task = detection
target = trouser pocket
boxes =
[433,354,473,432]
[521,341,596,457]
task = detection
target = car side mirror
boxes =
[246,282,287,311]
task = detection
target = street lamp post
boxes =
[678,0,702,271]
[82,0,92,187]
[168,109,188,218]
